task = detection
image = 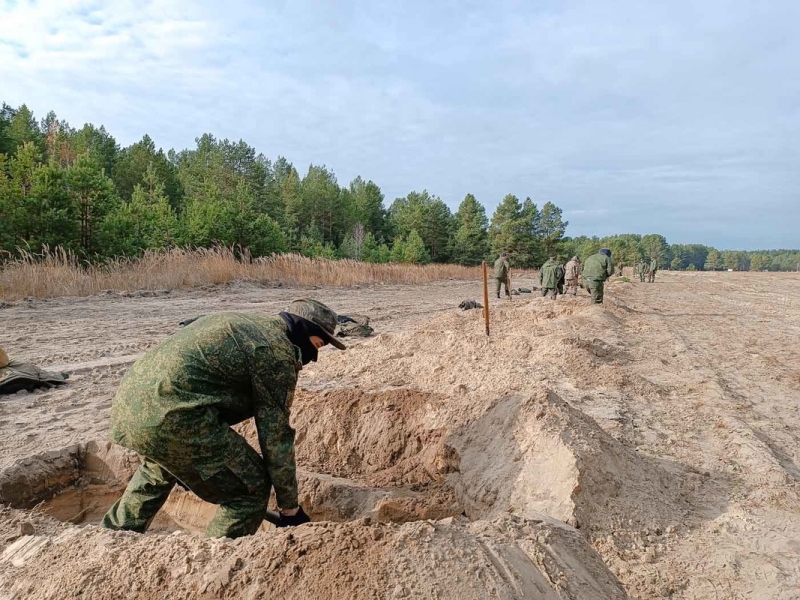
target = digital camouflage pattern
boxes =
[102,312,301,538]
[335,314,374,337]
[564,257,581,295]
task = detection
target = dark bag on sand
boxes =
[0,361,69,395]
[458,300,483,310]
[336,314,374,337]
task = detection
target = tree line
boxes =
[1,102,797,271]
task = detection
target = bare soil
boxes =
[1,272,799,599]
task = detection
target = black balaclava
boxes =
[279,312,326,365]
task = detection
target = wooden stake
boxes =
[482,261,490,336]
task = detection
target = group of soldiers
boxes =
[494,248,658,305]
[636,258,659,283]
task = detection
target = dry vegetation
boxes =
[0,247,481,301]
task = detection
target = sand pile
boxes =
[1,507,626,600]
[447,388,707,535]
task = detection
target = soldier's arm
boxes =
[250,347,300,509]
[606,258,614,277]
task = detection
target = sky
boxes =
[1,0,798,249]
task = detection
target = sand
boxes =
[1,271,799,599]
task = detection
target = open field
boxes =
[1,271,799,598]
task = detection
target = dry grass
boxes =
[0,246,482,301]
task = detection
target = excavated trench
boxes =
[1,385,702,541]
[0,388,467,534]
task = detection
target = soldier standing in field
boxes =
[101,299,346,538]
[564,256,581,295]
[636,260,646,282]
[648,257,658,283]
[581,248,614,304]
[539,256,564,299]
[494,252,511,299]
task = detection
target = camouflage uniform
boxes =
[494,255,511,298]
[648,259,658,283]
[539,258,565,299]
[636,261,646,282]
[101,313,302,538]
[564,257,581,295]
[582,250,614,304]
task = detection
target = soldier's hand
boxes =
[275,506,311,527]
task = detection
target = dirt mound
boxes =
[0,508,626,600]
[306,301,630,405]
[447,388,708,535]
[291,388,459,486]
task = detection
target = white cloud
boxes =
[1,0,799,248]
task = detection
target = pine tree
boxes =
[402,230,430,264]
[451,193,489,265]
[488,194,539,267]
[704,249,721,271]
[390,190,453,262]
[538,201,568,257]
[67,154,119,255]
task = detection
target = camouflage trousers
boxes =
[564,278,578,295]
[585,280,605,304]
[495,276,510,297]
[639,272,646,282]
[648,272,656,283]
[101,426,271,539]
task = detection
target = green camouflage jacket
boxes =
[494,257,510,278]
[110,313,301,508]
[582,253,614,282]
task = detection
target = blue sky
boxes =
[1,0,798,249]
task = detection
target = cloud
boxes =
[1,0,798,249]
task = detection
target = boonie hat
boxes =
[284,299,347,350]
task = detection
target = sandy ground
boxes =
[1,271,799,599]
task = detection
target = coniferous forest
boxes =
[1,102,797,271]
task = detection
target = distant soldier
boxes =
[648,257,658,283]
[564,256,581,295]
[494,252,511,299]
[636,260,646,282]
[539,256,565,299]
[582,248,614,304]
[616,263,623,277]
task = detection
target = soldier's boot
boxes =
[101,458,177,533]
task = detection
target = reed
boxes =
[0,246,481,300]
